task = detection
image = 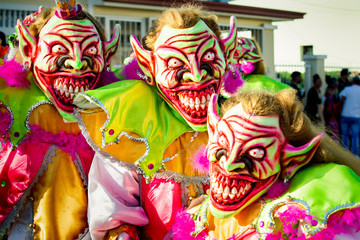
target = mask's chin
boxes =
[35,69,100,113]
[158,79,220,129]
[209,163,278,218]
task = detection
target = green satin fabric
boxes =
[242,74,289,93]
[0,74,47,146]
[75,80,193,177]
[257,163,360,234]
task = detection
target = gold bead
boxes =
[29,196,34,201]
[134,161,141,167]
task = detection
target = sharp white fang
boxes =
[224,186,230,194]
[231,187,237,195]
[195,97,200,105]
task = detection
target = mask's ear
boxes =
[220,16,237,66]
[281,132,325,179]
[17,19,37,66]
[207,94,221,139]
[103,24,121,65]
[130,35,155,85]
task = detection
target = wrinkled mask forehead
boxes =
[154,20,218,50]
[40,15,100,40]
[221,102,283,139]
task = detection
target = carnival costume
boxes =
[73,5,294,239]
[234,37,289,93]
[172,91,360,240]
[0,1,120,239]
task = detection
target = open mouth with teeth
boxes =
[159,80,219,125]
[210,163,277,212]
[37,69,99,113]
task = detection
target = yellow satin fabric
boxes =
[80,111,209,177]
[207,202,261,239]
[29,103,81,134]
[32,149,88,240]
[29,104,87,239]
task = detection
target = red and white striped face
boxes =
[207,99,285,218]
[152,20,226,127]
[32,16,105,113]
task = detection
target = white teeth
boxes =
[64,84,68,92]
[69,85,73,93]
[60,88,64,95]
[223,191,229,199]
[195,105,199,111]
[75,86,79,93]
[218,184,223,193]
[195,97,200,105]
[201,95,206,104]
[189,98,194,106]
[65,91,70,98]
[207,94,211,101]
[229,193,235,200]
[231,187,237,195]
[80,86,85,92]
[70,93,75,99]
[224,186,230,194]
[200,103,206,110]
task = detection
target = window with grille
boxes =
[0,8,37,35]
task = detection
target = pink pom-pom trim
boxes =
[0,59,30,88]
[190,145,209,174]
[171,208,196,240]
[222,65,245,94]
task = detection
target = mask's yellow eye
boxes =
[85,46,97,56]
[168,58,183,69]
[51,44,67,54]
[248,148,265,160]
[202,51,215,62]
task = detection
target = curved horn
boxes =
[207,93,221,138]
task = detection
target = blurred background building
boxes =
[0,0,304,79]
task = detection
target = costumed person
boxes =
[323,76,340,140]
[172,89,360,240]
[0,1,120,239]
[232,37,288,94]
[73,4,240,240]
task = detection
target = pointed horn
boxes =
[207,93,221,128]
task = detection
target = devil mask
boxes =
[131,18,237,131]
[206,94,324,218]
[17,9,120,116]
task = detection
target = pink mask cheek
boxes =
[157,70,178,89]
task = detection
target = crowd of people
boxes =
[1,1,360,240]
[289,68,360,156]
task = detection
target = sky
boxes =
[230,0,360,70]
